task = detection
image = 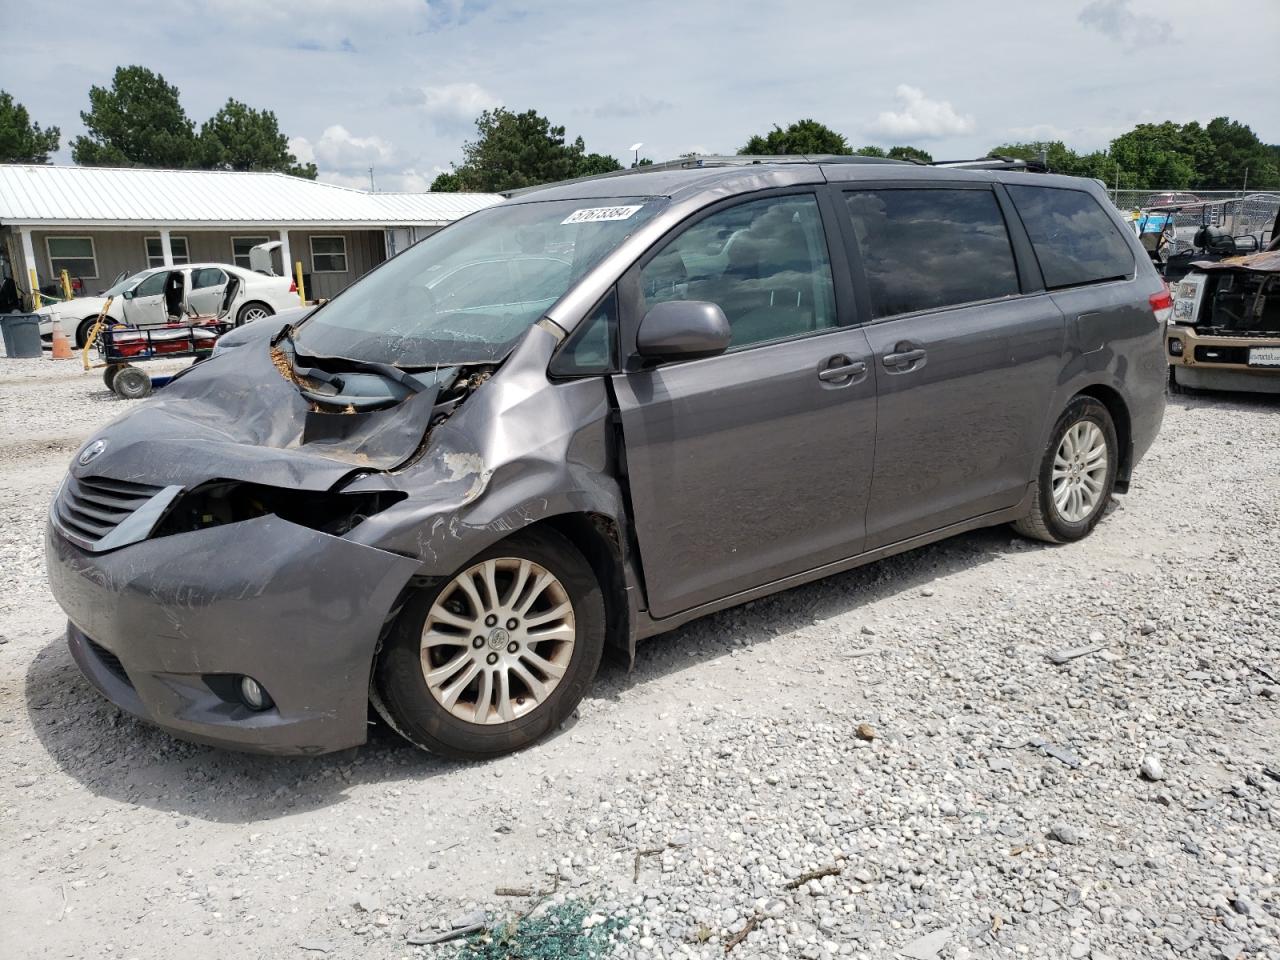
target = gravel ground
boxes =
[1,353,1278,960]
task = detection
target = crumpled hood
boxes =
[75,320,442,492]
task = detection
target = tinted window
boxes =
[1006,185,1135,289]
[641,194,837,350]
[191,267,226,290]
[549,290,616,377]
[843,189,1020,318]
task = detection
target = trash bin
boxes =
[0,313,43,358]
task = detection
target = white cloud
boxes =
[317,167,435,193]
[589,95,673,120]
[292,125,396,173]
[867,85,975,140]
[393,82,501,128]
[287,136,314,165]
[1078,0,1171,47]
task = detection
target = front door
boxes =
[123,270,171,326]
[611,191,878,619]
[837,185,1064,548]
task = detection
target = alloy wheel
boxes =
[243,306,270,322]
[419,557,576,725]
[1051,420,1108,523]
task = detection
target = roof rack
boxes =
[673,154,908,168]
[501,154,908,196]
[930,156,1049,172]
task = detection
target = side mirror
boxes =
[636,300,731,362]
[122,289,134,300]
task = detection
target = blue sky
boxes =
[2,0,1277,191]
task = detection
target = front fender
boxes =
[345,325,629,575]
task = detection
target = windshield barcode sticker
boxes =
[562,205,643,225]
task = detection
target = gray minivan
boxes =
[46,159,1168,758]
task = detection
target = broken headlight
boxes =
[153,480,405,539]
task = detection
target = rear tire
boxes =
[102,363,125,390]
[373,529,606,759]
[235,301,273,327]
[1013,396,1118,544]
[111,365,152,400]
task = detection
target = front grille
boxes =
[55,475,164,547]
[85,637,133,687]
[1194,345,1250,365]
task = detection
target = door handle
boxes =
[882,347,926,368]
[817,357,867,382]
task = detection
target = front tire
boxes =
[76,316,100,348]
[373,530,606,759]
[1013,396,1118,544]
[235,301,274,327]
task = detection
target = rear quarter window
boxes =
[1007,185,1135,290]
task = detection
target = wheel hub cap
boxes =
[1051,420,1108,523]
[419,557,576,725]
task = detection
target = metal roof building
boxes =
[0,164,502,305]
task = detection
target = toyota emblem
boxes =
[78,439,107,466]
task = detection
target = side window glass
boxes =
[843,188,1020,319]
[133,272,166,297]
[549,289,616,377]
[1006,185,1135,289]
[640,194,837,350]
[191,268,226,290]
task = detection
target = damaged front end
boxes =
[1167,251,1280,393]
[46,313,629,754]
[43,321,517,753]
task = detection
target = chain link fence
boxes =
[1109,189,1279,256]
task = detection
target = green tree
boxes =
[199,98,316,178]
[71,66,199,167]
[854,145,887,158]
[440,108,621,192]
[1199,117,1279,189]
[1108,122,1197,189]
[577,151,624,178]
[887,145,933,163]
[739,119,851,156]
[0,90,60,163]
[430,170,463,192]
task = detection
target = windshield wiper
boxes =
[278,328,457,410]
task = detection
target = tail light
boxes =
[1149,286,1174,324]
[288,280,298,293]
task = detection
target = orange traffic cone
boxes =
[50,317,73,360]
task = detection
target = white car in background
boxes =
[35,261,299,347]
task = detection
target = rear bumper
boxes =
[46,514,419,755]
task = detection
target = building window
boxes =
[310,235,348,273]
[144,236,190,268]
[231,236,270,270]
[46,236,97,280]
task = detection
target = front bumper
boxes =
[1167,325,1280,393]
[46,514,419,755]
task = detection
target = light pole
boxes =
[629,142,643,167]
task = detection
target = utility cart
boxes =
[82,276,241,398]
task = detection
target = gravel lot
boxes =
[2,353,1278,960]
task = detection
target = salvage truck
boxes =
[1167,207,1280,393]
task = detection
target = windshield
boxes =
[101,270,152,298]
[294,197,666,366]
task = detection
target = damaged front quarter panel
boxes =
[343,322,631,576]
